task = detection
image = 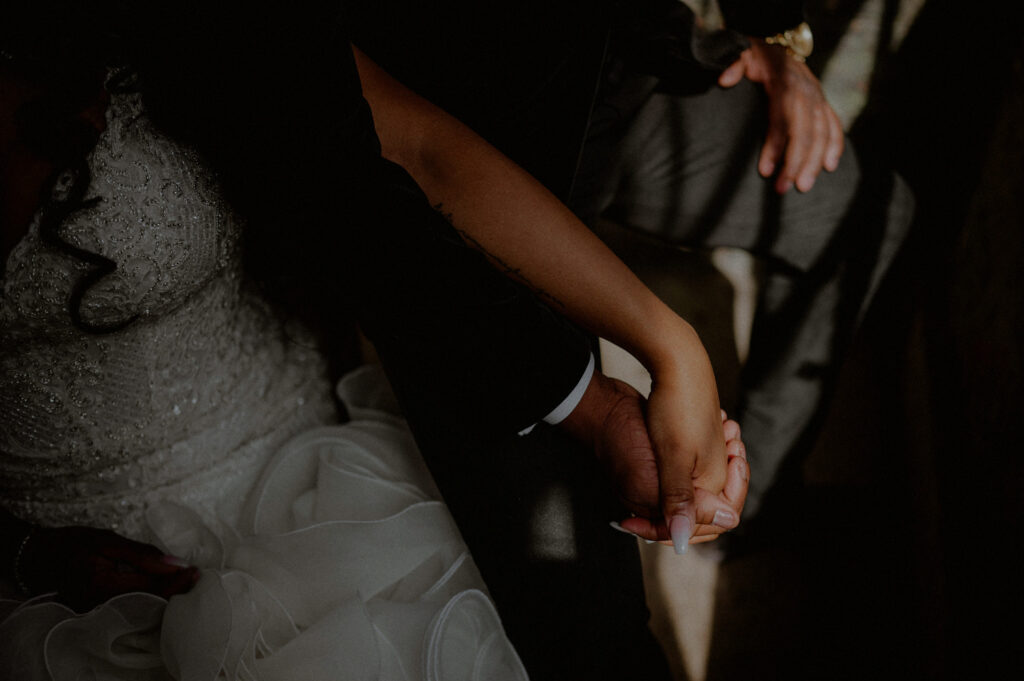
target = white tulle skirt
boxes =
[0,368,528,680]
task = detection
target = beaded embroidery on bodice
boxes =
[0,86,336,538]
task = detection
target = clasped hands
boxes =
[567,34,845,549]
[561,365,749,553]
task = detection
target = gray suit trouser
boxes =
[572,77,915,518]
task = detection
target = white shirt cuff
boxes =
[517,352,595,436]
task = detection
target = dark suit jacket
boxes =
[140,3,594,451]
[348,0,805,202]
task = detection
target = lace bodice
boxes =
[0,86,337,539]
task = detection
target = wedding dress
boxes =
[0,83,528,680]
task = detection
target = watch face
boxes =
[766,22,814,60]
[790,22,814,58]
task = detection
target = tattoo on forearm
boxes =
[433,203,567,310]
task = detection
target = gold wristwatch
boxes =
[764,22,814,62]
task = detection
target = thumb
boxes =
[660,468,697,555]
[646,394,704,554]
[718,55,748,88]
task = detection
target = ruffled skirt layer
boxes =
[0,368,528,681]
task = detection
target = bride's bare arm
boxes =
[353,47,742,545]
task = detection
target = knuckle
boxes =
[662,484,696,507]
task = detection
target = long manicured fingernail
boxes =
[161,555,191,568]
[669,516,692,555]
[712,509,739,529]
[609,521,632,535]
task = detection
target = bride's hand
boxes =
[561,372,747,548]
[18,525,199,612]
[619,409,748,546]
[610,320,738,550]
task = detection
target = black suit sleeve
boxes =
[140,2,592,449]
[719,0,806,36]
[335,161,594,449]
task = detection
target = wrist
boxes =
[558,371,635,449]
[636,315,707,382]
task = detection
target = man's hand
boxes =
[560,371,748,551]
[718,40,844,194]
[19,525,199,612]
[618,409,748,547]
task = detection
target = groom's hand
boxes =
[559,371,748,547]
[618,407,749,546]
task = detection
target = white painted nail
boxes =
[669,516,692,555]
[712,509,738,529]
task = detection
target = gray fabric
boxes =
[574,79,914,516]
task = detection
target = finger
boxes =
[726,437,747,461]
[622,488,737,544]
[759,121,787,179]
[694,487,740,530]
[723,443,750,511]
[103,545,191,575]
[620,514,709,542]
[93,563,200,600]
[660,526,723,543]
[689,533,722,545]
[824,107,845,171]
[647,409,706,552]
[691,521,727,540]
[91,570,168,600]
[618,516,668,542]
[157,567,201,599]
[757,103,786,180]
[616,518,725,544]
[718,56,748,88]
[777,109,812,193]
[688,444,749,539]
[100,537,163,561]
[654,447,698,554]
[649,527,725,544]
[723,418,741,442]
[668,503,696,554]
[796,108,828,192]
[134,553,196,575]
